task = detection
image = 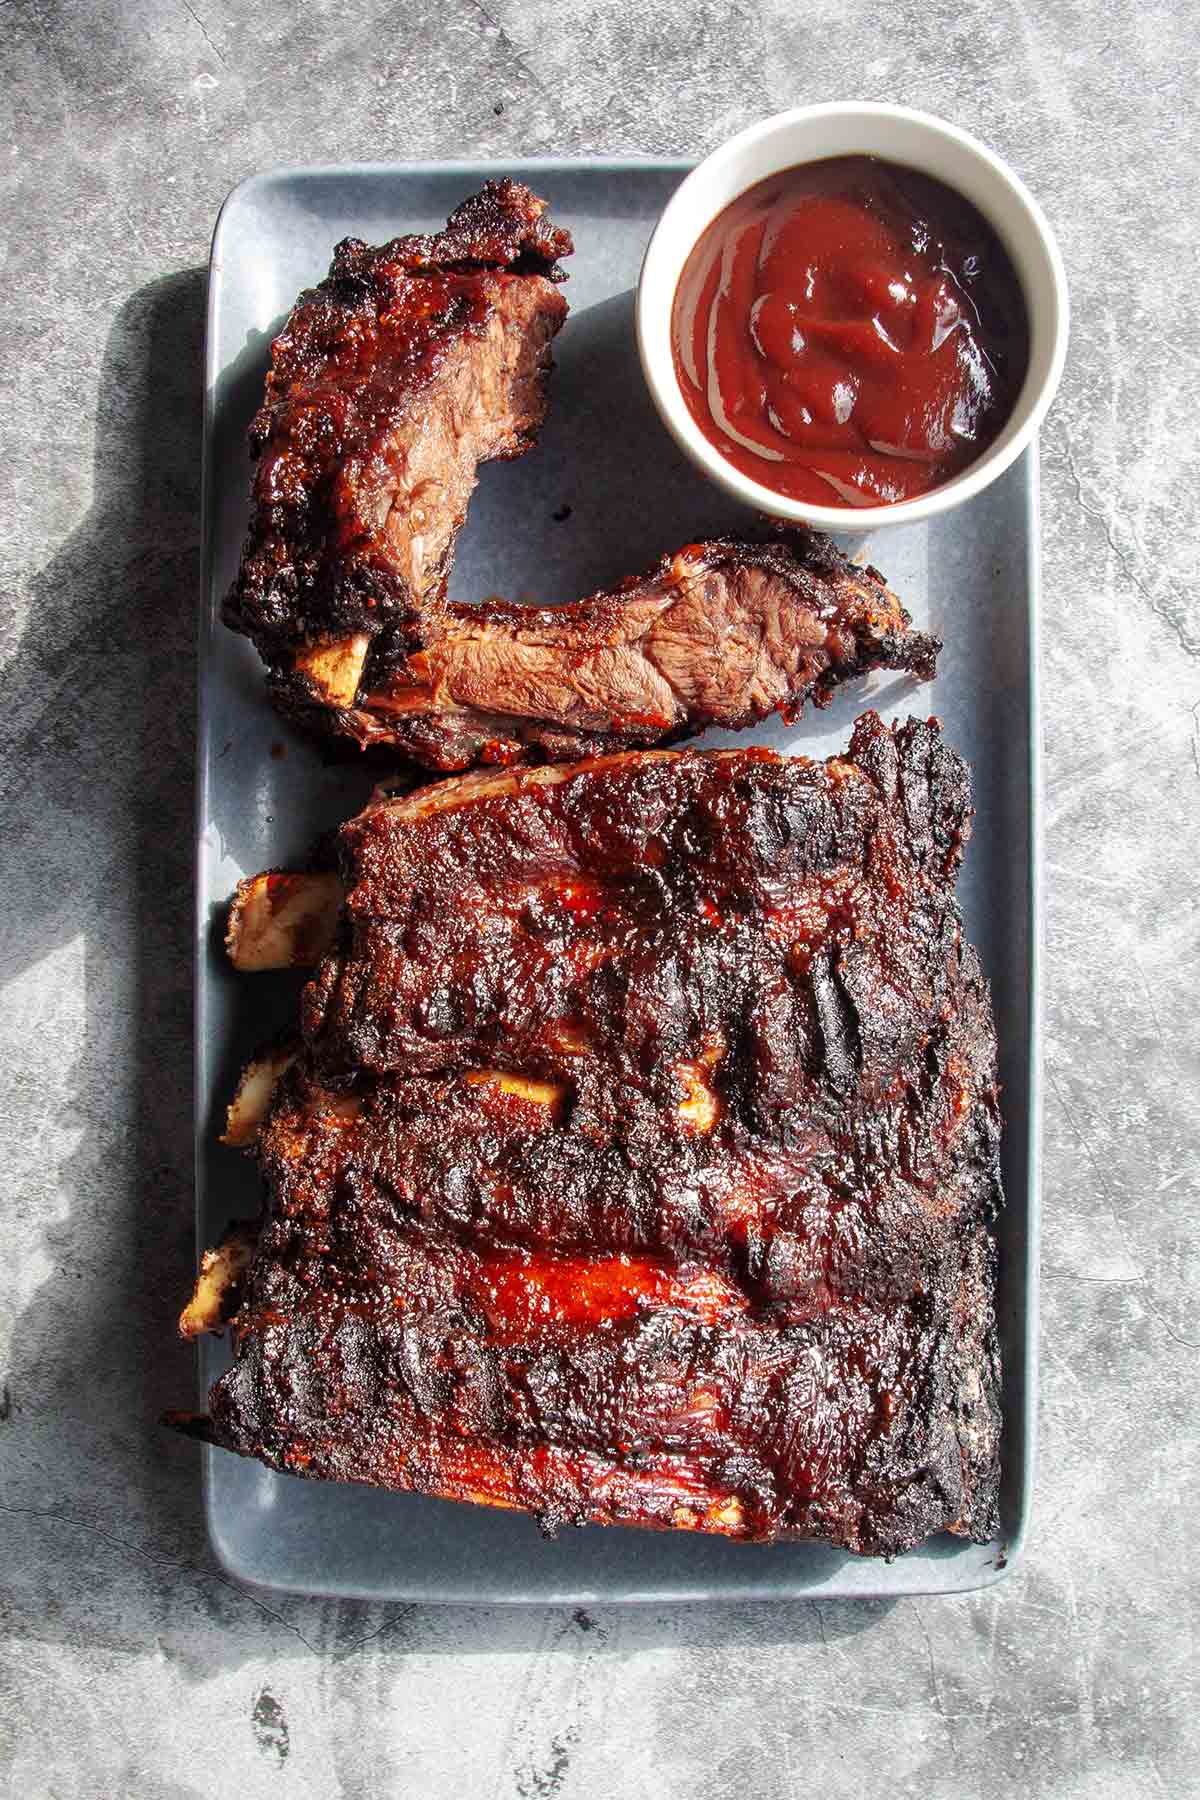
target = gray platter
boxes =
[197,158,1040,1602]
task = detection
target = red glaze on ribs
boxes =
[185,716,1003,1556]
[223,180,574,656]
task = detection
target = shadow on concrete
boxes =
[2,268,212,1595]
[3,269,902,1674]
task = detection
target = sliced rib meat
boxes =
[272,531,940,768]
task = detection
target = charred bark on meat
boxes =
[223,180,573,663]
[178,716,1003,1557]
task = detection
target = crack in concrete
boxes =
[0,1500,322,1652]
[462,0,557,110]
[1131,948,1167,1043]
[180,0,228,67]
[1052,426,1198,663]
[909,1600,956,1753]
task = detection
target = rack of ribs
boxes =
[175,713,1003,1557]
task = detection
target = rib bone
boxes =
[179,1224,259,1338]
[292,633,370,710]
[464,1070,567,1110]
[226,872,344,972]
[222,1043,301,1147]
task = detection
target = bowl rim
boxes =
[636,101,1070,531]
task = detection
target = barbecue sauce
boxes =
[671,156,1029,508]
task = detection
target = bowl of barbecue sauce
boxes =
[638,105,1068,529]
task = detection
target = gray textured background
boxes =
[2,2,1197,1795]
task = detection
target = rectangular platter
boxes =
[197,158,1040,1602]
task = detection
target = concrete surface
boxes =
[1,2,1197,1795]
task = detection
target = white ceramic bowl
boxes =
[637,103,1069,532]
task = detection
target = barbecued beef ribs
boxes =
[223,180,573,671]
[220,181,937,765]
[267,531,939,767]
[177,715,1003,1556]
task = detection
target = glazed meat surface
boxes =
[185,715,1003,1556]
[223,180,573,663]
[219,179,937,768]
[272,531,939,768]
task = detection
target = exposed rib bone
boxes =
[226,871,344,972]
[293,633,370,709]
[675,1062,722,1133]
[178,1224,259,1338]
[464,1069,566,1110]
[221,1043,301,1147]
